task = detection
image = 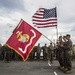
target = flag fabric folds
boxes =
[6,19,42,61]
[32,7,57,28]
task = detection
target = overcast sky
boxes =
[0,0,75,46]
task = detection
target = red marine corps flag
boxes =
[6,19,42,61]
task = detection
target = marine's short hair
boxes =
[50,42,52,44]
[45,44,47,45]
[63,36,66,38]
[38,43,40,45]
[66,34,70,37]
[59,36,62,39]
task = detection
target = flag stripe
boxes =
[35,24,57,27]
[33,22,57,25]
[32,19,57,24]
[32,18,57,22]
[33,16,42,19]
[32,7,57,28]
[36,25,57,28]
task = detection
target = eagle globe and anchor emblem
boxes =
[16,30,36,54]
[16,31,30,43]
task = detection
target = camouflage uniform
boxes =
[36,43,41,61]
[56,36,64,68]
[4,45,10,62]
[32,46,38,60]
[63,34,72,73]
[48,43,54,63]
[0,44,2,60]
[29,50,34,61]
[41,44,48,60]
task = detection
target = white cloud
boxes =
[0,0,75,45]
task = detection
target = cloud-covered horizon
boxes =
[0,0,75,46]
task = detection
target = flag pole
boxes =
[56,26,58,41]
[42,34,54,44]
[55,7,58,41]
[13,19,23,33]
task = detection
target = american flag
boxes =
[32,7,57,28]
